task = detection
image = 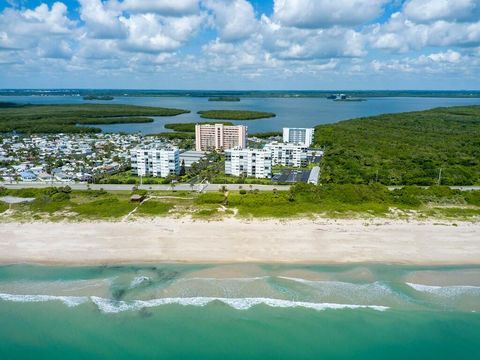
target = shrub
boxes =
[137,201,173,215]
[61,185,72,193]
[195,192,225,204]
[73,197,136,218]
[51,192,70,202]
[239,189,247,195]
[465,191,480,206]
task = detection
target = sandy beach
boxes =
[0,218,479,265]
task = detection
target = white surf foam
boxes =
[178,276,270,282]
[90,296,389,314]
[406,283,480,296]
[0,292,87,307]
[129,276,151,289]
[278,277,384,288]
[0,292,389,313]
[277,277,395,297]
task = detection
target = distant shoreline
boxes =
[2,90,480,98]
[0,218,478,266]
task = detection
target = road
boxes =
[1,182,479,192]
[0,182,291,192]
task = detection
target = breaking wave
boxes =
[91,296,389,313]
[406,283,480,296]
[0,292,388,313]
[0,293,87,307]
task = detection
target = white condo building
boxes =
[195,123,247,151]
[131,146,180,177]
[225,147,272,178]
[283,128,314,147]
[264,142,311,168]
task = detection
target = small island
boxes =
[327,94,366,102]
[0,104,190,133]
[83,95,114,101]
[164,121,234,132]
[208,96,241,102]
[249,131,282,138]
[198,110,276,120]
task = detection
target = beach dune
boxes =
[0,219,479,265]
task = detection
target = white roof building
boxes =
[225,147,272,179]
[264,142,311,168]
[131,146,180,178]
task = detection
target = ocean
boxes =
[1,263,479,359]
[1,94,480,134]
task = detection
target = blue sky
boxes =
[0,0,479,89]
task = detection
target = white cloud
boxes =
[424,49,461,63]
[119,13,203,52]
[261,16,365,60]
[77,0,204,52]
[403,0,478,23]
[78,0,126,39]
[204,0,258,41]
[273,0,387,28]
[0,0,479,87]
[120,0,199,15]
[368,12,480,52]
[0,2,74,51]
[371,50,471,75]
[37,39,73,59]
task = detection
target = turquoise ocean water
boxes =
[1,264,479,359]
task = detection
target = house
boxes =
[20,170,37,182]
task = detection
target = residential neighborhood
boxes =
[0,126,322,185]
[1,133,150,183]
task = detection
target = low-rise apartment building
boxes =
[264,142,311,167]
[195,123,247,151]
[131,146,180,177]
[225,147,272,179]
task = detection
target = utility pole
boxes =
[437,168,442,185]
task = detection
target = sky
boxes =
[0,0,479,90]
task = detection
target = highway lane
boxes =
[1,182,479,192]
[0,182,291,192]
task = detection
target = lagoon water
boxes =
[2,95,480,134]
[1,263,479,359]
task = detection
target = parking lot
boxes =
[272,169,311,183]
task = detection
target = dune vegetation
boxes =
[1,184,479,221]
